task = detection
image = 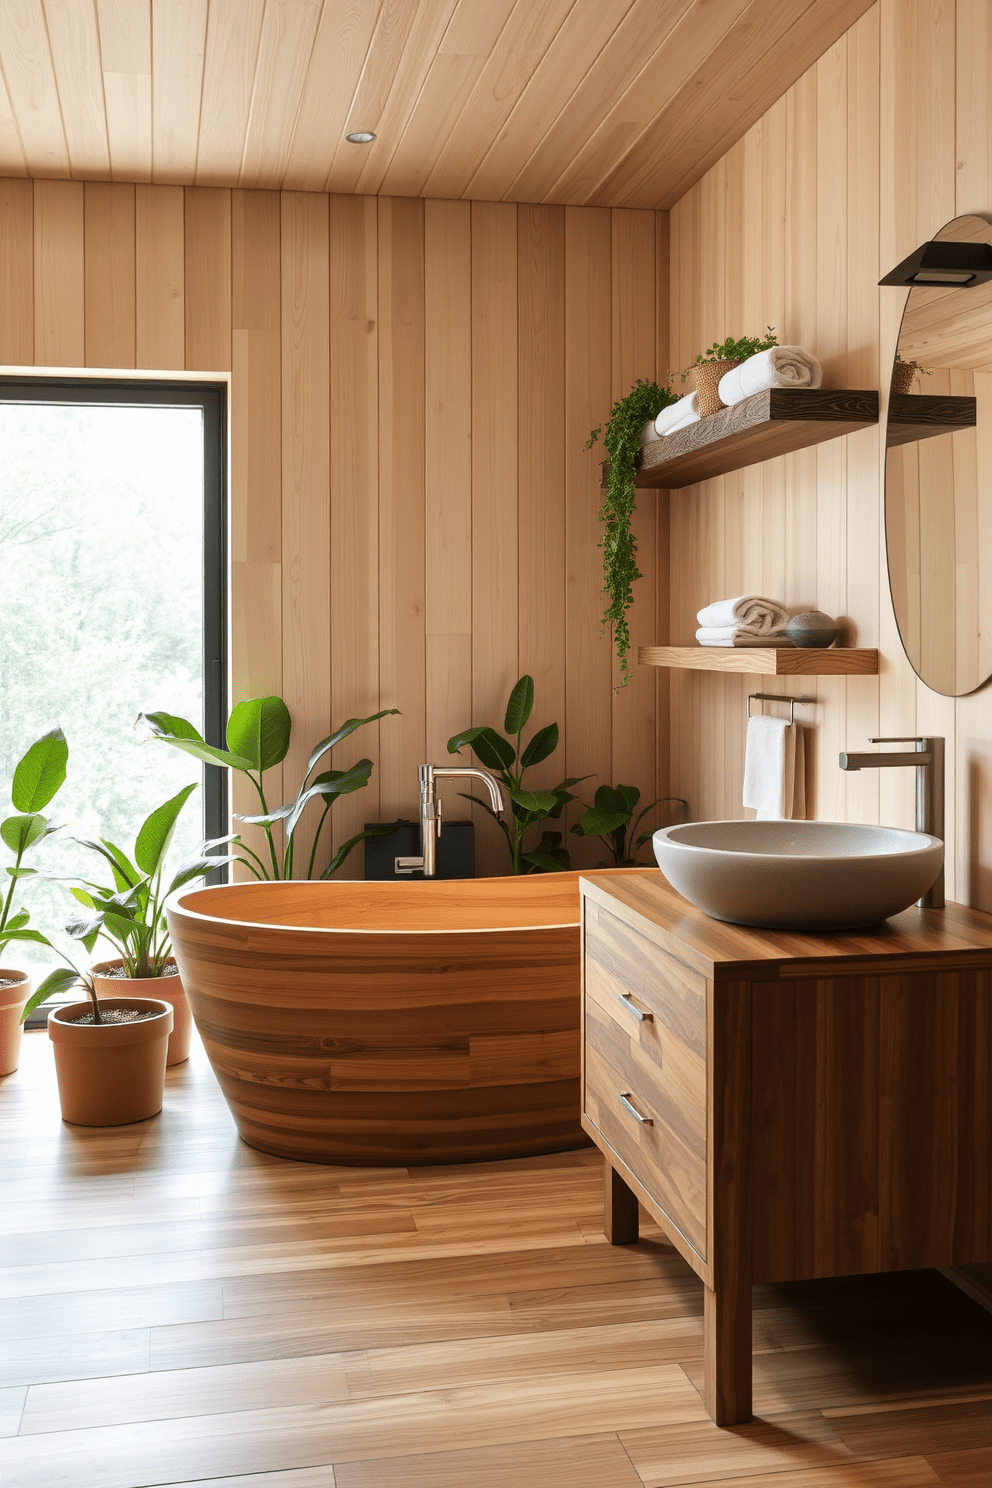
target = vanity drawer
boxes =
[584,1041,707,1259]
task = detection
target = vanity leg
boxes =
[604,1158,639,1244]
[704,1278,752,1426]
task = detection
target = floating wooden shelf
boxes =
[638,645,879,675]
[602,388,879,490]
[886,392,976,448]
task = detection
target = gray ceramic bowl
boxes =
[786,610,838,648]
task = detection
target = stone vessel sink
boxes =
[651,820,944,931]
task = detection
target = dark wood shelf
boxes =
[602,387,879,490]
[638,645,879,675]
[886,392,976,448]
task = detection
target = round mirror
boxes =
[885,213,992,696]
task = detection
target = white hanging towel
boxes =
[718,347,823,408]
[696,595,790,634]
[743,716,807,820]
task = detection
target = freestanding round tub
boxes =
[167,870,647,1166]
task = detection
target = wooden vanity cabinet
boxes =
[579,872,992,1427]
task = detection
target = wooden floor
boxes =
[1,1032,990,1488]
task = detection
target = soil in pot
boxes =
[0,969,32,1077]
[48,996,173,1126]
[90,959,190,1065]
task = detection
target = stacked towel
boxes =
[717,346,822,408]
[695,595,791,646]
[743,716,807,820]
[654,392,700,437]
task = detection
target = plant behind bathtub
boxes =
[138,696,402,880]
[571,784,687,868]
[448,675,588,875]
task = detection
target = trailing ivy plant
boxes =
[447,675,588,875]
[683,327,777,380]
[587,378,678,686]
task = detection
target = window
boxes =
[0,378,227,979]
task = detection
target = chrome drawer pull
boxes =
[619,1091,653,1125]
[617,992,653,1022]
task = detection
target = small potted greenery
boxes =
[571,784,687,868]
[685,328,777,416]
[138,695,402,880]
[892,352,932,396]
[448,675,587,874]
[587,378,679,685]
[0,729,68,1076]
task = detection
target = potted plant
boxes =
[138,695,403,879]
[685,328,777,416]
[0,728,68,1075]
[587,378,679,686]
[447,675,588,874]
[892,352,932,395]
[571,784,687,867]
[60,782,230,1066]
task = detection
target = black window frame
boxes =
[0,375,229,862]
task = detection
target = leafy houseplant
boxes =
[448,675,588,875]
[138,695,402,880]
[571,784,687,868]
[0,728,69,1074]
[684,328,778,418]
[587,378,679,685]
[892,352,933,395]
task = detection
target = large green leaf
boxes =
[137,713,254,773]
[572,805,629,838]
[165,854,236,897]
[283,761,373,840]
[20,967,81,1023]
[11,728,67,813]
[73,838,140,890]
[1,814,48,855]
[522,830,572,874]
[447,726,516,771]
[319,818,407,879]
[134,783,198,877]
[520,722,559,769]
[226,697,292,772]
[304,709,400,779]
[503,675,535,736]
[507,787,558,815]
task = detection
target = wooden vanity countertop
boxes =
[579,871,992,981]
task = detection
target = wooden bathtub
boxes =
[167,870,651,1165]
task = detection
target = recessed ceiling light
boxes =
[346,130,376,144]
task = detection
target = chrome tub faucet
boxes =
[838,736,945,908]
[395,763,504,878]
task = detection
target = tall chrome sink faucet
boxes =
[395,763,505,877]
[838,736,945,908]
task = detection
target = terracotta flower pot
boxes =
[689,358,742,417]
[90,959,190,1065]
[0,969,32,1076]
[48,997,173,1126]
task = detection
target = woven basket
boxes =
[688,358,742,417]
[891,361,917,396]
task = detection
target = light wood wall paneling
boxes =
[135,185,185,369]
[0,0,69,178]
[231,189,283,874]
[280,191,331,876]
[239,0,322,192]
[44,0,110,179]
[654,210,672,832]
[33,179,84,365]
[0,67,27,176]
[282,0,381,192]
[470,200,518,877]
[151,0,208,186]
[518,204,567,797]
[0,178,34,362]
[954,0,992,912]
[184,187,231,373]
[84,183,136,368]
[98,0,152,183]
[330,194,381,873]
[424,199,473,808]
[609,208,657,800]
[563,205,613,867]
[377,197,426,822]
[195,0,266,188]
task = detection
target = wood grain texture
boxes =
[640,646,879,676]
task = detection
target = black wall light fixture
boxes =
[879,239,992,287]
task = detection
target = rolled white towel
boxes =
[640,419,657,445]
[717,346,823,408]
[695,626,792,648]
[696,595,790,633]
[654,392,699,436]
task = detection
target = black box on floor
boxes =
[363,821,475,879]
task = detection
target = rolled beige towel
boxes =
[717,347,822,407]
[696,595,790,634]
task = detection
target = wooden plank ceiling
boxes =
[0,0,873,208]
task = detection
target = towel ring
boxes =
[747,692,816,725]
